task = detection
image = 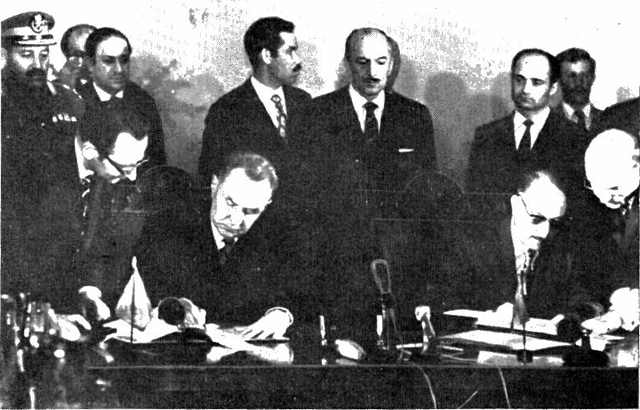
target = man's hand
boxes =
[240,307,293,340]
[78,286,111,323]
[57,314,92,341]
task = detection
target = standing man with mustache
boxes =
[467,48,588,203]
[198,17,311,184]
[77,27,166,175]
[288,28,436,349]
[1,12,87,306]
[553,48,602,132]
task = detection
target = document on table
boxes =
[444,309,559,336]
[103,319,286,351]
[441,329,570,351]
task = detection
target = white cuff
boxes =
[78,286,102,300]
[265,307,293,325]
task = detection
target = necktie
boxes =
[574,110,587,130]
[271,94,287,139]
[219,238,235,265]
[517,119,533,160]
[364,102,379,142]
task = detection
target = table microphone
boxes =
[371,259,401,351]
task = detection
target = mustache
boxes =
[25,67,47,79]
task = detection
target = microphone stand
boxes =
[514,250,536,363]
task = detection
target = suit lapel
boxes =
[241,79,282,141]
[338,88,366,145]
[532,111,558,155]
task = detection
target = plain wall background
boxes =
[3,0,639,186]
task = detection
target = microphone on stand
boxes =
[513,249,537,362]
[371,259,403,352]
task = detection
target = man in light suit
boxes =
[198,17,312,183]
[467,48,588,200]
[553,48,602,132]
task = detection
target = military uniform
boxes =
[1,12,86,309]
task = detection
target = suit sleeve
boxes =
[466,127,486,192]
[418,104,437,171]
[145,97,167,169]
[198,103,227,183]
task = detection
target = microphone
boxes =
[370,259,402,352]
[371,259,392,297]
[513,249,537,363]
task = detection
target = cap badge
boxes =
[30,14,47,33]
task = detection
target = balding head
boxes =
[585,129,640,209]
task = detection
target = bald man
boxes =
[575,129,639,309]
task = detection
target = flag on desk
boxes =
[115,256,152,330]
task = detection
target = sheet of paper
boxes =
[444,309,558,336]
[441,329,570,351]
[104,318,179,343]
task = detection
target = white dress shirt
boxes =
[251,76,286,129]
[93,82,124,101]
[349,85,385,133]
[562,102,594,130]
[513,107,550,150]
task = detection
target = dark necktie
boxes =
[219,238,235,265]
[364,101,379,142]
[574,110,587,130]
[271,94,287,139]
[517,119,533,160]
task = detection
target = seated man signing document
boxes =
[132,152,316,339]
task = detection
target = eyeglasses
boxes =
[518,194,568,230]
[104,155,149,179]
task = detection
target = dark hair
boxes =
[84,27,131,61]
[243,17,294,71]
[344,27,391,61]
[219,152,279,192]
[511,48,560,84]
[556,47,596,76]
[79,107,148,157]
[60,24,96,58]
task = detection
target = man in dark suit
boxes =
[577,129,639,305]
[77,27,166,174]
[295,27,436,196]
[286,28,436,349]
[198,17,311,183]
[553,48,602,132]
[135,153,321,326]
[467,48,588,198]
[389,170,598,339]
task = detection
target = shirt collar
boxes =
[562,101,592,119]
[251,76,285,111]
[93,82,124,101]
[514,106,550,128]
[349,84,385,113]
[210,218,226,251]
